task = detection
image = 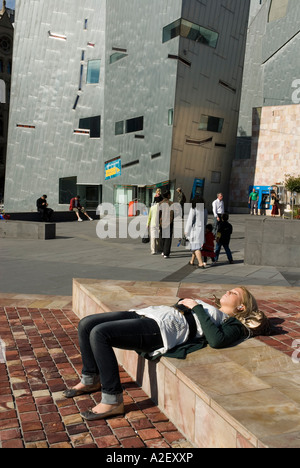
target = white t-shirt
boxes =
[212,199,224,218]
[132,300,228,358]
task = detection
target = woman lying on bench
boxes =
[64,286,270,421]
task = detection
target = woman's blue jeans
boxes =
[78,312,163,405]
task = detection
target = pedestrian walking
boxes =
[212,193,224,235]
[215,213,234,264]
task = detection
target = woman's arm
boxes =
[179,299,246,349]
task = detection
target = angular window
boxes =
[268,0,289,22]
[0,79,5,104]
[115,121,124,135]
[219,80,236,94]
[73,95,80,110]
[163,19,181,43]
[48,31,67,41]
[186,137,213,146]
[125,116,143,134]
[163,18,218,48]
[59,176,77,204]
[79,64,84,90]
[87,60,101,84]
[211,171,221,184]
[110,52,128,64]
[168,109,174,126]
[122,160,139,169]
[79,115,101,138]
[168,54,191,67]
[115,116,144,135]
[16,124,35,129]
[199,115,224,133]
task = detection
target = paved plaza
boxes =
[0,214,300,448]
[1,214,299,296]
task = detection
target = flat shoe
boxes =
[81,403,125,421]
[63,384,101,398]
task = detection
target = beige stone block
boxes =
[194,396,238,448]
[163,367,196,444]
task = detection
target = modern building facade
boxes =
[4,0,250,214]
[0,0,14,202]
[230,0,300,212]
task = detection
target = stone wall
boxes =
[244,218,300,267]
[230,104,300,213]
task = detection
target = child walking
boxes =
[215,214,234,264]
[201,224,216,266]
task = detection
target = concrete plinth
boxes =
[0,220,56,240]
[245,218,300,267]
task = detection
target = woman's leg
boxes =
[78,312,138,384]
[194,249,205,267]
[189,251,196,265]
[89,315,162,402]
[77,312,163,411]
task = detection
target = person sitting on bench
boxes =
[36,194,54,222]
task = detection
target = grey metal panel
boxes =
[102,0,182,202]
[237,0,300,138]
[5,0,250,212]
[5,0,106,211]
[171,0,250,206]
[262,0,300,64]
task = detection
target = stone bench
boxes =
[0,220,56,239]
[72,279,300,448]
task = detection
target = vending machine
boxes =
[191,178,205,199]
[249,186,273,214]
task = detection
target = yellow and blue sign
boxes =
[105,158,121,181]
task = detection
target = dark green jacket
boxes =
[142,304,247,361]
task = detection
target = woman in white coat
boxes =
[185,196,207,268]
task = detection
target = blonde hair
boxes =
[214,287,271,337]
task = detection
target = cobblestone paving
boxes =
[0,306,191,448]
[1,298,300,448]
[256,299,300,357]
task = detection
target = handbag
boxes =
[142,233,150,244]
[181,236,188,247]
[177,235,188,247]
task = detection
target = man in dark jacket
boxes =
[214,213,234,264]
[36,195,54,222]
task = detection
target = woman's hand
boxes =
[178,299,198,309]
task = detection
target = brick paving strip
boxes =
[1,300,300,448]
[0,306,192,448]
[255,300,300,357]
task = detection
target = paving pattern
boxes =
[1,293,300,448]
[0,302,191,448]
